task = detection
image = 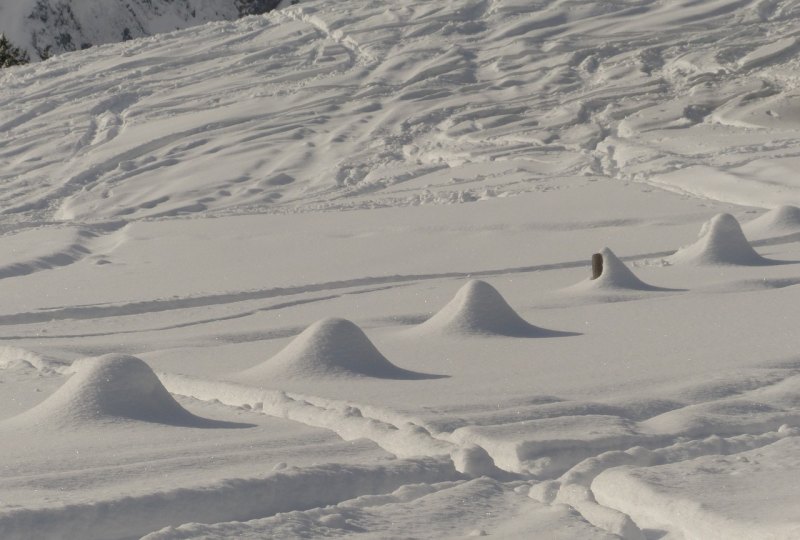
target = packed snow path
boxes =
[2,0,800,539]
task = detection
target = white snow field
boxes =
[2,0,800,538]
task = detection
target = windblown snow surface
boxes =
[2,0,800,538]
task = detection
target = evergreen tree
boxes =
[0,34,30,68]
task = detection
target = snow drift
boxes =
[2,354,225,428]
[668,213,768,266]
[234,318,437,381]
[414,280,559,338]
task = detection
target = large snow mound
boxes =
[743,205,800,238]
[2,354,218,428]
[234,318,437,381]
[414,280,558,338]
[668,213,768,266]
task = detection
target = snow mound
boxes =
[0,346,67,374]
[3,354,215,428]
[414,280,553,337]
[567,248,661,292]
[668,213,767,266]
[451,444,504,478]
[743,205,800,238]
[236,318,436,381]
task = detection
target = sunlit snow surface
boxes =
[1,0,800,538]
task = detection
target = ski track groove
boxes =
[0,457,461,540]
[0,249,680,326]
[1,231,799,328]
[0,222,128,282]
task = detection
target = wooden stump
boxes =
[591,253,603,280]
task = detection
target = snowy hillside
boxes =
[2,0,800,539]
[0,0,282,59]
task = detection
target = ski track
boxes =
[156,366,800,539]
[0,248,680,327]
[0,221,127,281]
[0,457,460,540]
[0,230,796,333]
[3,354,798,538]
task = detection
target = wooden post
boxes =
[591,253,603,280]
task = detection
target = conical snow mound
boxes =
[4,354,208,428]
[669,213,766,266]
[743,205,800,238]
[237,318,431,380]
[569,248,660,292]
[415,280,545,337]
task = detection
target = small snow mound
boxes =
[743,205,800,237]
[3,354,209,428]
[236,318,435,380]
[669,213,766,266]
[0,346,67,374]
[567,248,659,292]
[414,280,547,337]
[529,480,560,503]
[451,444,501,477]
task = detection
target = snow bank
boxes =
[668,213,767,266]
[641,398,800,438]
[413,280,549,337]
[233,317,434,381]
[2,354,216,428]
[532,427,797,540]
[161,373,455,458]
[592,434,800,540]
[450,415,646,476]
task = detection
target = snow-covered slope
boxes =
[2,0,800,223]
[0,0,281,60]
[2,1,800,539]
